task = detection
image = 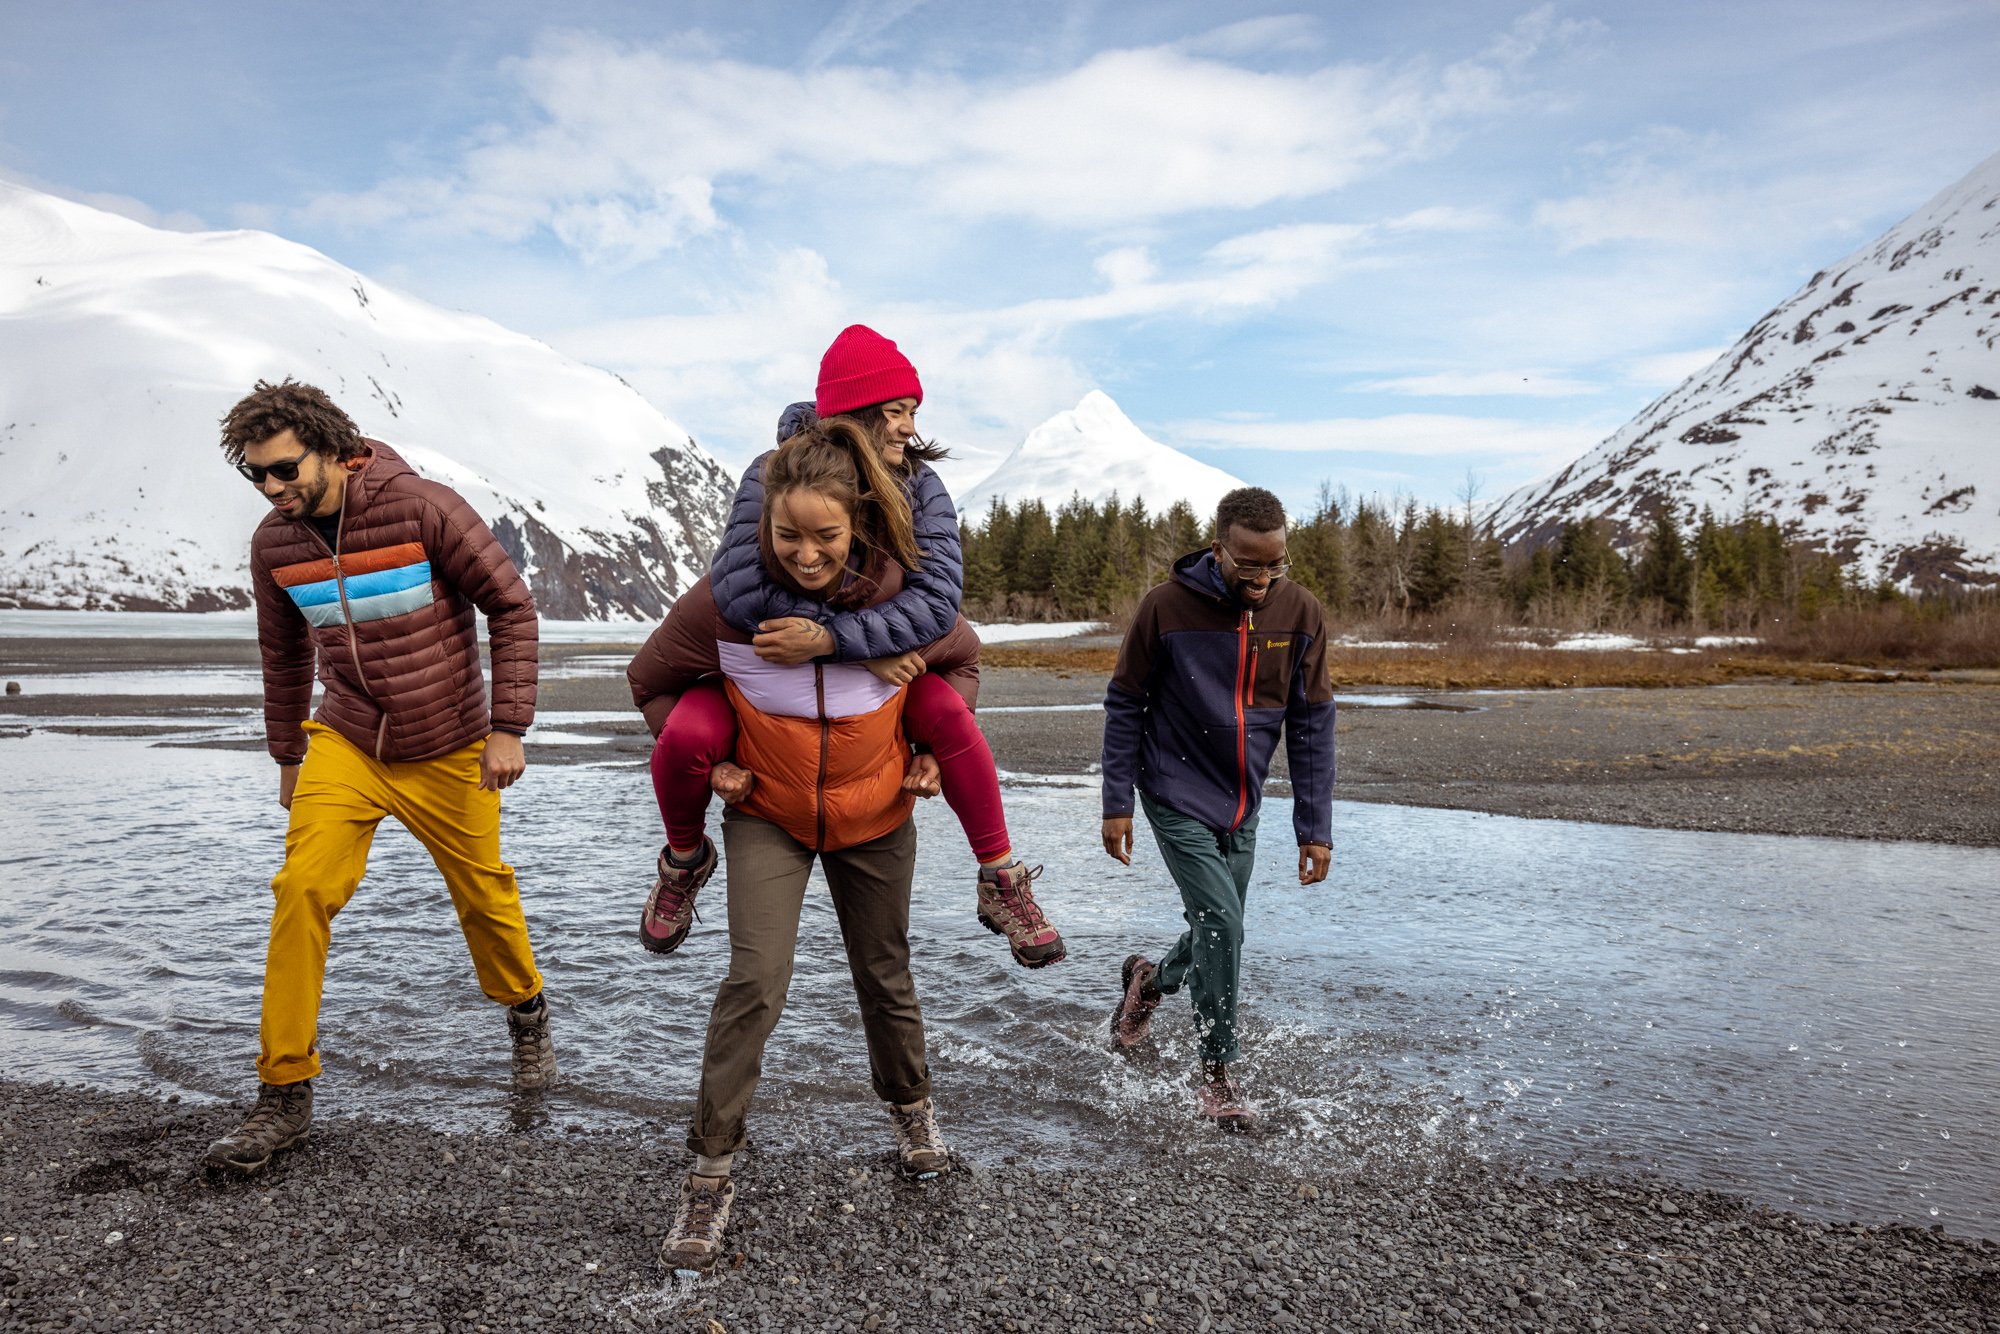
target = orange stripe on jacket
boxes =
[272,540,429,588]
[726,678,913,852]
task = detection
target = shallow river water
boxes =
[1,698,1995,1241]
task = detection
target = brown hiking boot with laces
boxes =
[202,1079,313,1175]
[887,1098,951,1180]
[975,860,1066,967]
[507,994,557,1090]
[1110,954,1162,1049]
[659,1173,736,1277]
[640,836,717,955]
[1195,1064,1258,1131]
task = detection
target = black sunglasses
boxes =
[235,446,314,485]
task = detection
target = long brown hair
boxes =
[760,419,921,601]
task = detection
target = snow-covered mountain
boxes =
[1489,150,2000,589]
[956,390,1246,522]
[0,183,734,617]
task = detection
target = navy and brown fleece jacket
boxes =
[1100,550,1336,846]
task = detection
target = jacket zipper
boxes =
[1229,608,1252,831]
[319,495,384,758]
[814,663,829,852]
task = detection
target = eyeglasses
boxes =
[1218,547,1290,580]
[235,446,314,485]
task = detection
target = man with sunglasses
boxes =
[1101,486,1335,1127]
[203,379,557,1176]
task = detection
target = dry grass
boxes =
[1762,603,2000,669]
[982,643,1916,688]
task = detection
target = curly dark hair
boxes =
[218,379,366,466]
[1215,486,1286,540]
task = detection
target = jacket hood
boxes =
[1171,548,1234,604]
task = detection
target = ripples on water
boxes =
[1,721,1995,1240]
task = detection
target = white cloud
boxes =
[1622,346,1726,387]
[1164,412,1608,462]
[1355,370,1600,398]
[1094,245,1157,288]
[304,14,1571,256]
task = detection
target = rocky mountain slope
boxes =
[1489,151,2000,589]
[0,183,734,617]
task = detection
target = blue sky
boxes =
[3,0,1998,512]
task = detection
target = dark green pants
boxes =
[1141,791,1258,1065]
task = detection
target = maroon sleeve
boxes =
[920,616,982,711]
[422,486,538,735]
[628,577,723,736]
[252,538,316,765]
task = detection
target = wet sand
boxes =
[5,633,1999,1330]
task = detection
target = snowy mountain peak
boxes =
[1489,150,2000,589]
[0,182,734,616]
[956,390,1246,521]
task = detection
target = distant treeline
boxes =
[958,489,1970,631]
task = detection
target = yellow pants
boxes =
[258,722,544,1085]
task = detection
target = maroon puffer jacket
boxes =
[250,441,537,765]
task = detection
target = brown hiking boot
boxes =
[1195,1065,1257,1130]
[202,1079,313,1175]
[975,861,1065,967]
[507,994,558,1090]
[1110,954,1161,1049]
[640,836,717,955]
[659,1174,736,1277]
[888,1098,951,1180]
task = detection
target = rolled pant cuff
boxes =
[256,1057,322,1086]
[485,973,545,1008]
[686,1130,748,1158]
[873,1078,931,1106]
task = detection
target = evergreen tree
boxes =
[1634,504,1694,621]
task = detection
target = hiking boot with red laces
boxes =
[640,836,717,955]
[975,860,1065,967]
[1110,954,1161,1049]
[1195,1065,1258,1131]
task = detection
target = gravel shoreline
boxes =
[6,1081,1996,1333]
[6,635,2000,1330]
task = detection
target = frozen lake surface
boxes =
[1,715,1994,1240]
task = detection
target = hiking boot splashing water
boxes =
[202,1079,313,1175]
[1110,954,1161,1049]
[1195,1066,1257,1130]
[888,1098,951,1180]
[975,860,1065,967]
[507,994,558,1090]
[640,836,717,955]
[659,1174,736,1277]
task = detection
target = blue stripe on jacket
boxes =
[285,560,432,609]
[290,572,436,627]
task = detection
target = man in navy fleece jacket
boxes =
[1100,486,1335,1126]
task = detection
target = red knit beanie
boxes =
[815,325,923,417]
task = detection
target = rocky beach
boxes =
[3,632,1998,1331]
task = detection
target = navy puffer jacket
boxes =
[707,403,964,659]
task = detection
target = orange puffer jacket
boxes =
[626,567,982,851]
[250,441,537,764]
[723,651,912,851]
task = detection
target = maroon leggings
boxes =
[649,673,1011,862]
